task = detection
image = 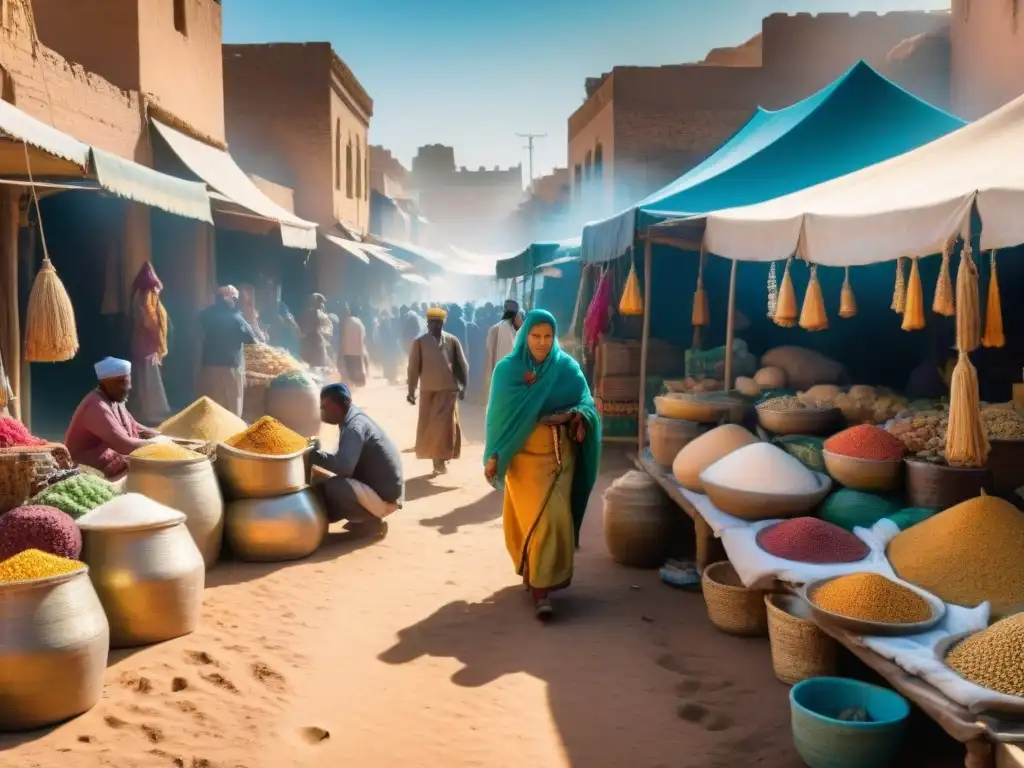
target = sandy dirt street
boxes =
[0,378,961,768]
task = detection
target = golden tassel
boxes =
[839,266,857,319]
[891,257,907,314]
[901,257,925,331]
[799,264,828,331]
[982,249,1005,348]
[618,259,643,316]
[691,245,709,327]
[933,241,955,316]
[773,258,798,328]
[945,238,988,468]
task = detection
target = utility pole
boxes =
[517,132,546,192]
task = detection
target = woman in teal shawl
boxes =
[484,309,601,620]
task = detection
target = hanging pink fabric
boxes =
[583,269,612,350]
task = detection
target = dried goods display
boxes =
[158,396,248,442]
[945,613,1024,698]
[811,573,931,624]
[225,416,308,456]
[244,344,304,379]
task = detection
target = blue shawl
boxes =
[483,309,601,542]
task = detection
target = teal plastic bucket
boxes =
[790,677,909,768]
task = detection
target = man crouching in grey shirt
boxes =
[310,382,404,532]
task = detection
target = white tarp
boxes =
[0,98,89,170]
[152,120,317,250]
[655,91,1024,266]
[91,148,213,223]
[323,233,370,263]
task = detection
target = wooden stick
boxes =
[637,240,653,455]
[723,258,738,390]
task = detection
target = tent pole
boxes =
[723,258,738,391]
[0,189,18,420]
[529,269,537,310]
[637,239,652,456]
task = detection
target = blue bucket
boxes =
[790,677,910,768]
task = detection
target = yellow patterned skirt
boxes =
[503,423,576,591]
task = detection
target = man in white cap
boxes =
[64,357,164,478]
[485,299,523,398]
[198,285,257,416]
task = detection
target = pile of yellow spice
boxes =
[226,416,308,456]
[0,549,84,582]
[811,573,932,624]
[130,442,203,461]
[158,396,248,442]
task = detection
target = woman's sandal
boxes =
[534,597,554,621]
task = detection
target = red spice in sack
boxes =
[756,517,869,564]
[0,416,47,449]
[824,424,905,462]
[0,504,82,560]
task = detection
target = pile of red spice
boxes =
[824,424,905,462]
[0,416,46,449]
[756,517,869,564]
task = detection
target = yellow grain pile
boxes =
[812,573,931,624]
[945,613,1024,697]
[671,424,758,492]
[226,416,307,456]
[130,442,202,461]
[0,549,84,582]
[158,397,248,442]
[244,344,303,378]
[887,492,1024,616]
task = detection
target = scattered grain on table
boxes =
[158,396,248,442]
[76,493,184,530]
[0,549,83,582]
[812,573,932,624]
[825,425,905,462]
[756,517,869,564]
[226,416,308,456]
[671,424,758,492]
[945,613,1024,698]
[887,492,1024,616]
[130,442,202,461]
[31,474,119,520]
[701,442,821,495]
[0,505,82,559]
[0,416,47,448]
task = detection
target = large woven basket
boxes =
[765,593,838,685]
[597,375,640,402]
[702,561,768,637]
[597,340,640,377]
[0,443,75,513]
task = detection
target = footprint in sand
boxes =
[140,724,164,743]
[298,726,330,744]
[77,735,94,744]
[676,702,733,732]
[675,678,702,696]
[149,748,185,767]
[104,715,128,729]
[656,653,702,677]
[251,662,287,692]
[171,677,189,692]
[200,671,239,694]
[185,650,215,666]
[120,674,153,694]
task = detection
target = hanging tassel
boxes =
[891,257,907,314]
[766,261,778,319]
[933,241,955,316]
[945,237,988,468]
[618,258,643,316]
[691,245,709,327]
[839,266,857,319]
[982,249,1005,348]
[901,257,925,331]
[773,258,798,328]
[21,142,78,363]
[799,264,828,331]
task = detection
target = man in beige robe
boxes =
[407,306,468,476]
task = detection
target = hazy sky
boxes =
[223,0,949,184]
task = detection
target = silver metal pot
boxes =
[125,454,224,567]
[79,514,205,649]
[224,488,327,562]
[215,443,310,501]
[0,567,109,731]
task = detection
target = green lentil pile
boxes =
[945,613,1024,698]
[812,573,932,624]
[31,474,119,520]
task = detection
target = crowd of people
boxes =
[59,261,601,622]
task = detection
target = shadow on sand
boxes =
[420,489,503,535]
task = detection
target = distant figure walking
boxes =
[197,286,256,417]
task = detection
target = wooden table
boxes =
[632,452,726,570]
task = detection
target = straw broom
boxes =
[773,258,798,328]
[798,263,828,331]
[22,142,78,362]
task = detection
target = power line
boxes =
[517,133,546,191]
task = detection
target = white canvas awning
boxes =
[91,148,212,223]
[651,92,1024,265]
[152,119,317,249]
[0,98,90,175]
[323,233,370,263]
[323,233,410,270]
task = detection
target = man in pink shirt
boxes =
[64,357,163,478]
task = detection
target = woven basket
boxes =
[598,340,641,377]
[0,442,75,513]
[598,375,640,401]
[702,561,768,637]
[765,593,838,685]
[648,416,705,466]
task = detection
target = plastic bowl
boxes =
[790,677,910,768]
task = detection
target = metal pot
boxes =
[216,443,310,501]
[125,454,224,567]
[79,514,205,649]
[224,488,327,562]
[0,567,109,731]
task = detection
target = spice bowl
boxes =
[822,451,903,492]
[800,574,945,637]
[700,472,832,521]
[932,632,1024,714]
[756,404,841,436]
[215,443,311,500]
[654,393,745,424]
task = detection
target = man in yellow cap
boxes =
[407,305,469,476]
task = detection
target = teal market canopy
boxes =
[579,61,965,264]
[495,236,581,279]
